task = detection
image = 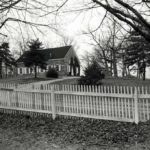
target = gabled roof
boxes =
[17,45,72,62]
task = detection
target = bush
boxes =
[46,68,58,78]
[78,61,105,85]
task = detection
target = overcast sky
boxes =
[1,0,148,56]
[1,0,150,77]
[1,0,109,60]
[2,0,150,77]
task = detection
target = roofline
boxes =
[17,58,65,64]
[64,45,73,58]
[47,58,64,61]
[41,45,72,51]
[64,46,80,64]
[17,45,72,62]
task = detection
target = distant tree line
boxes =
[0,42,16,78]
[83,18,150,80]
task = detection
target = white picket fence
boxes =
[0,83,30,90]
[0,84,150,123]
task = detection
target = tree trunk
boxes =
[101,48,109,72]
[110,52,113,76]
[142,63,146,81]
[122,54,126,77]
[122,64,125,77]
[78,66,80,76]
[122,65,125,77]
[127,67,130,76]
[143,69,146,81]
[112,19,118,77]
[137,61,140,79]
[112,48,118,77]
[0,59,2,79]
[137,68,139,79]
[34,66,37,78]
[5,65,7,78]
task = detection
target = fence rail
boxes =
[0,84,150,123]
[0,83,33,90]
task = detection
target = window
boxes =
[67,65,70,72]
[55,65,59,71]
[49,53,52,58]
[37,67,39,73]
[59,65,61,71]
[30,68,33,73]
[20,68,22,74]
[61,65,65,71]
[26,68,29,74]
[48,65,51,70]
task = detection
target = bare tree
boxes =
[81,51,95,68]
[56,33,80,52]
[2,1,150,39]
[87,31,111,74]
[0,0,60,37]
[52,0,150,43]
[60,35,74,46]
[50,0,150,78]
[86,18,128,77]
[91,0,150,43]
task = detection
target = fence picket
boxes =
[146,98,149,120]
[134,87,139,123]
[1,83,150,123]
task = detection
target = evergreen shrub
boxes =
[78,61,105,85]
[46,68,58,78]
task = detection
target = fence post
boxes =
[134,87,139,124]
[15,91,19,108]
[40,84,44,110]
[32,84,34,90]
[15,83,18,89]
[51,85,56,120]
[32,92,35,109]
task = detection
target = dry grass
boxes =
[50,76,150,87]
[101,77,150,86]
[52,78,79,85]
[0,77,58,84]
[1,75,150,86]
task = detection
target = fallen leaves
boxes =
[0,112,150,148]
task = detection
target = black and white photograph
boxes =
[0,0,150,149]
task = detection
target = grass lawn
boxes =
[0,112,150,150]
[52,77,79,85]
[52,76,150,87]
[1,75,150,87]
[0,77,59,84]
[101,77,150,86]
